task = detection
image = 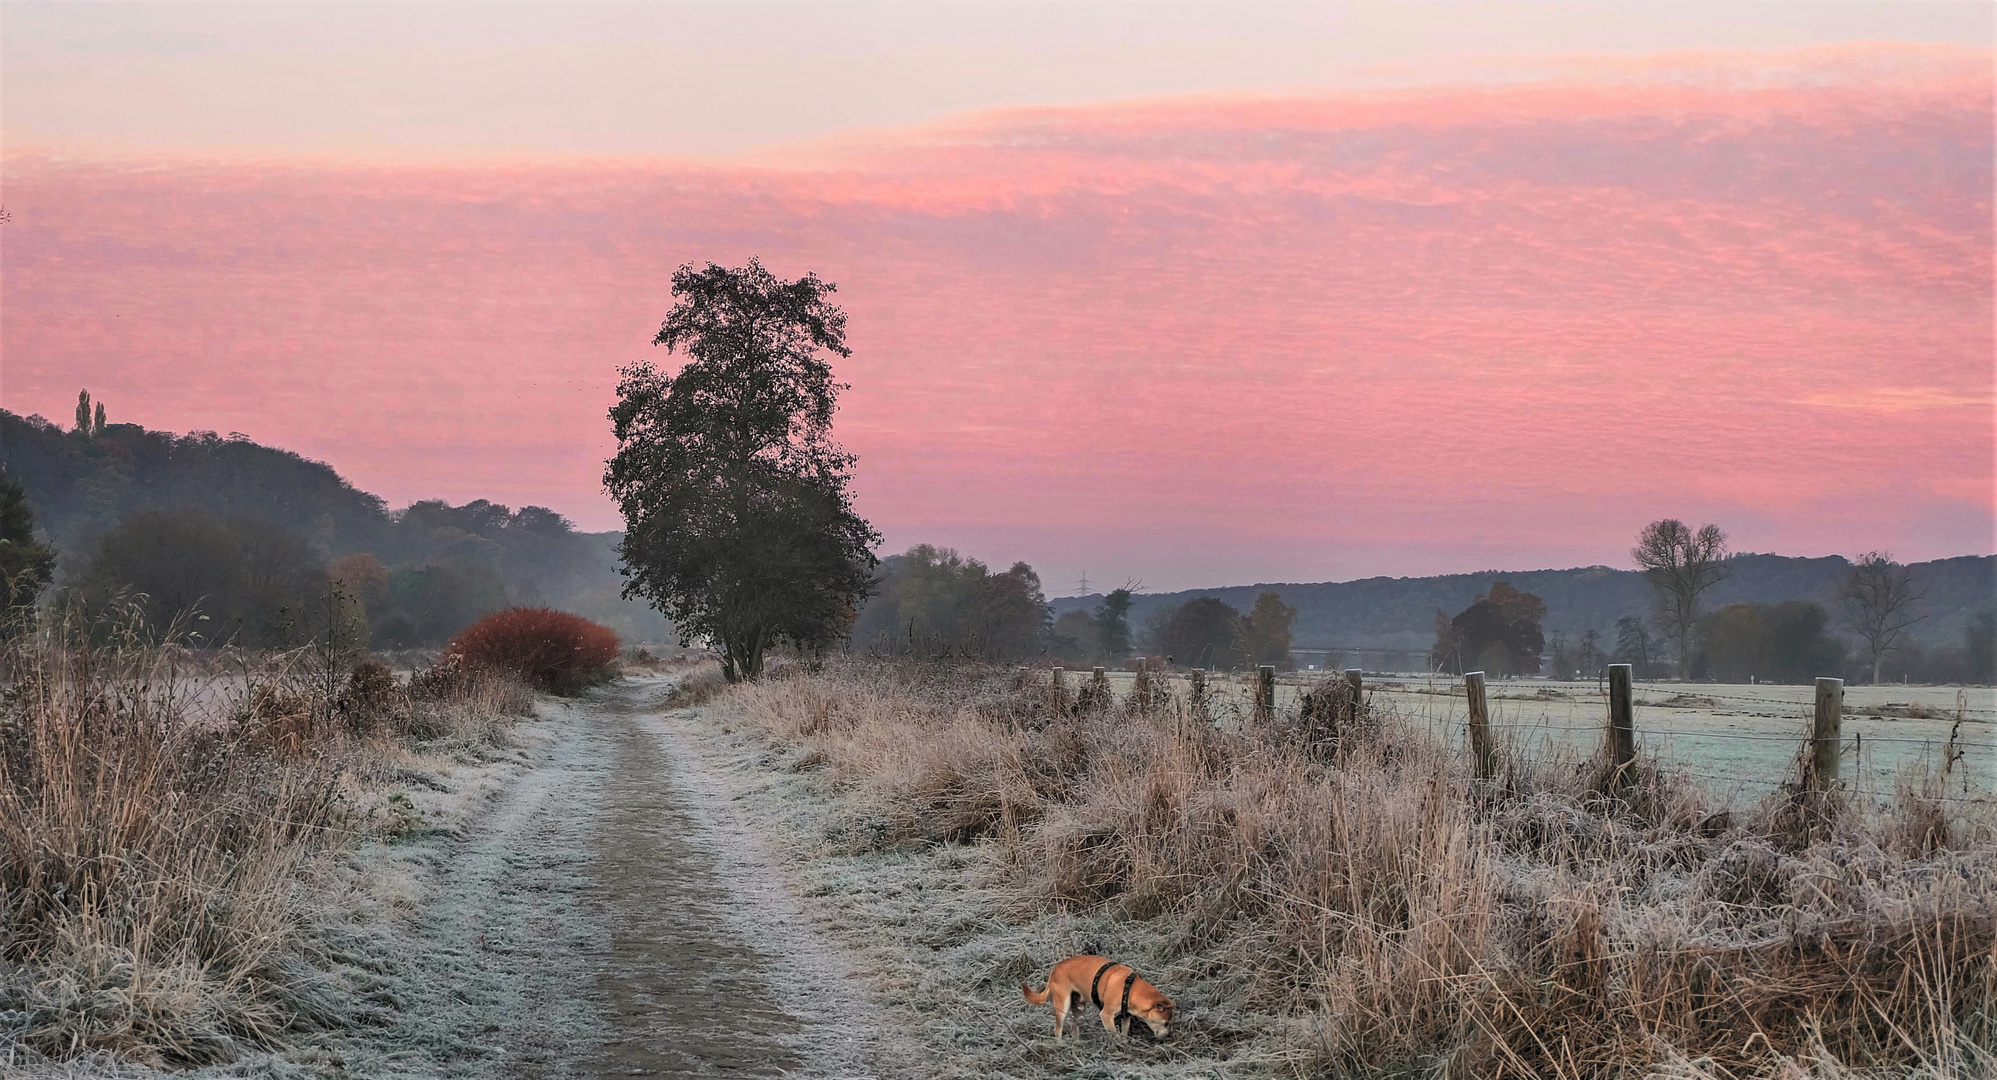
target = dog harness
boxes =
[1088,960,1137,1026]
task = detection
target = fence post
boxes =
[1255,665,1276,723]
[1189,669,1207,711]
[1465,671,1494,780]
[1608,663,1635,784]
[1344,669,1364,724]
[1133,656,1151,713]
[1051,666,1067,712]
[1809,677,1843,791]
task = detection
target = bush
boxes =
[443,607,619,692]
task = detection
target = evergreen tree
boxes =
[0,468,56,626]
[93,400,106,435]
[74,389,92,435]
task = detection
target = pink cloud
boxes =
[3,45,1989,586]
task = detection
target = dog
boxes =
[1021,954,1175,1041]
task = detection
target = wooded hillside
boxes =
[2,408,667,644]
[1052,554,1995,654]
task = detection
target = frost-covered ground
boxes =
[657,689,1298,1079]
[29,669,1977,1078]
[12,678,919,1079]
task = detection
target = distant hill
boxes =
[1,408,667,644]
[1052,554,1995,655]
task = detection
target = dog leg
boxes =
[1053,998,1067,1042]
[1118,1015,1131,1040]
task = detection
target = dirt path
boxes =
[352,677,906,1079]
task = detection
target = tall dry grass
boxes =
[0,610,531,1067]
[728,659,1997,1078]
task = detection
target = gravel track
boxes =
[357,677,906,1079]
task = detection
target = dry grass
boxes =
[0,612,531,1068]
[727,659,1997,1079]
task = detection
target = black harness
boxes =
[1088,960,1136,1027]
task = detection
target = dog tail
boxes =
[1021,981,1052,1005]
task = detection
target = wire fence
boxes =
[1035,666,1996,807]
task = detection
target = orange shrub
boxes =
[444,607,620,692]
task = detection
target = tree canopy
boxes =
[606,258,879,681]
[1633,519,1730,679]
[1243,591,1297,668]
[848,544,1051,659]
[1145,596,1247,669]
[1432,581,1546,676]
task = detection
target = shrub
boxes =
[443,607,619,693]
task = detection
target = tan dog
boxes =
[1021,954,1175,1041]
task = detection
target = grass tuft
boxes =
[0,610,531,1066]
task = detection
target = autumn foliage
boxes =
[445,607,619,691]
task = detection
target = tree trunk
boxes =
[1871,654,1883,686]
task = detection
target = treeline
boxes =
[1545,602,1994,685]
[1052,554,1996,661]
[850,544,1298,668]
[852,545,1994,685]
[3,401,666,646]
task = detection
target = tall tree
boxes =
[1436,582,1546,676]
[1147,597,1246,669]
[1632,519,1730,679]
[605,258,880,682]
[964,561,1050,658]
[1966,611,1996,684]
[1613,616,1657,679]
[74,390,92,436]
[93,400,106,436]
[1095,586,1136,661]
[1243,590,1297,668]
[1837,551,1925,685]
[1576,628,1602,680]
[0,468,56,628]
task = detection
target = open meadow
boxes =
[1069,670,1995,808]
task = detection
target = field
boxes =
[1070,670,1995,805]
[710,658,1997,1078]
[7,646,1992,1078]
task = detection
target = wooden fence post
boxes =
[1051,667,1067,712]
[1133,656,1151,713]
[1608,663,1635,784]
[1464,670,1494,780]
[1344,669,1364,724]
[1255,665,1276,723]
[1808,677,1843,791]
[1189,669,1207,711]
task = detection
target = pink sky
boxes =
[3,39,1991,590]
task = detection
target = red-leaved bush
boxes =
[444,607,620,692]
